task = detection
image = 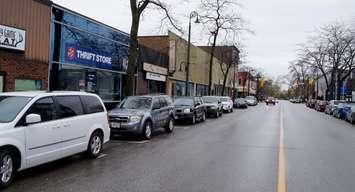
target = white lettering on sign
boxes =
[0,25,26,51]
[76,50,112,65]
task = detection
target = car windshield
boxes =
[174,98,193,106]
[202,97,218,103]
[119,97,152,110]
[0,96,32,123]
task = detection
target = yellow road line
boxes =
[278,105,286,192]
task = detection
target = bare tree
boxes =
[291,22,355,100]
[214,45,239,96]
[125,0,181,96]
[199,0,245,95]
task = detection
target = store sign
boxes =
[143,63,168,75]
[65,43,113,70]
[0,25,26,51]
[146,72,166,82]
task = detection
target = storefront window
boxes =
[57,64,121,101]
[148,80,166,94]
[172,80,186,96]
[15,79,42,91]
[196,84,208,96]
[188,83,195,96]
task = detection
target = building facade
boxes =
[139,31,235,97]
[237,71,257,97]
[137,45,169,95]
[49,4,130,103]
[0,0,51,92]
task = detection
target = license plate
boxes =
[110,122,121,128]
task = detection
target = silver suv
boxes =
[108,95,175,139]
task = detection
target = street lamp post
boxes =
[185,11,200,96]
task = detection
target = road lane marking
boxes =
[278,105,286,192]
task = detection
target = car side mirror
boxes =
[26,114,41,125]
[218,101,221,104]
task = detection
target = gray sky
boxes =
[53,0,355,79]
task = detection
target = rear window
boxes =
[56,96,84,118]
[81,95,105,114]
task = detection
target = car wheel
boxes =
[0,150,15,189]
[142,121,152,140]
[164,117,174,133]
[87,131,103,158]
[215,111,219,118]
[201,112,206,122]
[191,114,196,124]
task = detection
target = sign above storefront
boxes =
[146,72,166,82]
[143,63,168,75]
[65,43,114,70]
[0,24,26,51]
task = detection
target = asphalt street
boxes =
[4,101,355,192]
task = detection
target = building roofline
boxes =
[138,35,169,38]
[34,0,53,6]
[52,3,130,36]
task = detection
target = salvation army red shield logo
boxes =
[67,47,76,60]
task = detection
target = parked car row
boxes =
[306,99,355,124]
[0,91,259,188]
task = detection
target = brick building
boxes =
[0,0,52,92]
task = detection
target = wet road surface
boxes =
[4,101,355,192]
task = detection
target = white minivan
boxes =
[0,91,110,188]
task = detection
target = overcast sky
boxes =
[52,0,355,79]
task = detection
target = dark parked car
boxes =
[109,95,175,139]
[234,98,248,109]
[306,99,316,108]
[315,100,328,112]
[345,104,355,124]
[333,103,348,119]
[174,97,206,124]
[325,100,345,115]
[202,96,223,117]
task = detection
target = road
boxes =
[4,101,355,192]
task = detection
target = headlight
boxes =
[129,115,142,122]
[183,108,191,113]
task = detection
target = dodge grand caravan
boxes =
[0,91,110,188]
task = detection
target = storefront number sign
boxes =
[0,24,26,51]
[65,43,113,70]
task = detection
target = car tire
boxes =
[164,117,174,133]
[87,131,103,158]
[0,150,16,189]
[215,111,219,118]
[201,112,206,122]
[142,121,152,140]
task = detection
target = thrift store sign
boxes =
[65,43,113,70]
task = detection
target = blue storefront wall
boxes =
[50,5,130,102]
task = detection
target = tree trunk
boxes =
[208,33,218,95]
[125,4,140,97]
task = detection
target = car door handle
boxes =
[63,124,71,128]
